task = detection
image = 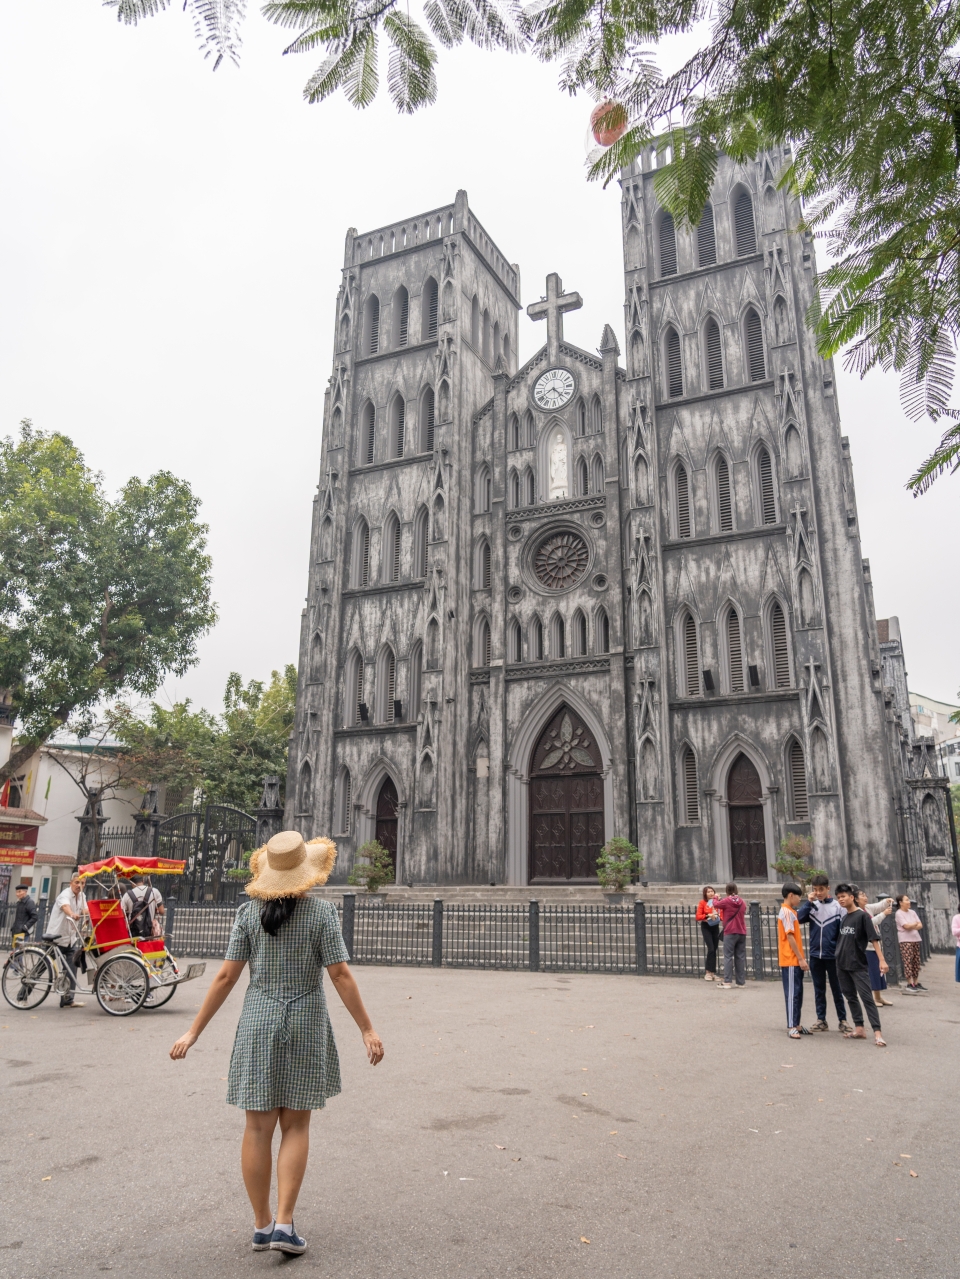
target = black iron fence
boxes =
[0,897,937,981]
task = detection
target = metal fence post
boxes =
[164,895,176,947]
[35,898,48,941]
[634,900,647,975]
[342,893,356,960]
[749,901,765,980]
[879,912,902,985]
[528,899,540,972]
[432,898,444,967]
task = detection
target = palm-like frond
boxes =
[103,0,173,22]
[188,0,247,69]
[384,12,438,112]
[907,421,960,494]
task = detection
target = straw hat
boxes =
[245,831,337,901]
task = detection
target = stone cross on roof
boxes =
[527,272,583,364]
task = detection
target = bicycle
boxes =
[2,929,78,1011]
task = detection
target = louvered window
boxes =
[758,446,777,523]
[510,414,520,450]
[577,400,587,436]
[682,747,700,822]
[424,278,438,340]
[385,651,396,720]
[697,204,716,267]
[421,388,435,452]
[414,507,428,577]
[705,319,724,390]
[553,616,565,659]
[367,296,380,354]
[343,773,352,832]
[354,659,365,723]
[390,518,401,581]
[771,601,790,687]
[478,619,491,667]
[575,612,587,655]
[409,641,422,711]
[666,328,683,398]
[363,402,375,465]
[790,739,809,819]
[597,609,610,654]
[533,618,544,660]
[479,540,491,589]
[357,522,370,586]
[510,470,521,507]
[394,400,405,457]
[683,613,700,695]
[735,192,757,256]
[659,213,678,276]
[745,309,766,381]
[727,608,744,692]
[716,455,733,531]
[675,463,691,539]
[398,292,408,347]
[509,619,522,663]
[591,397,603,433]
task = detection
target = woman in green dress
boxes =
[170,830,384,1256]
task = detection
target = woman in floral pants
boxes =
[895,893,924,993]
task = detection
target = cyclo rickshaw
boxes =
[1,855,206,1017]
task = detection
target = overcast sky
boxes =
[1,4,956,714]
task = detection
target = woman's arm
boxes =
[326,962,384,1065]
[169,959,246,1060]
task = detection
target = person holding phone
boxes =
[696,886,722,981]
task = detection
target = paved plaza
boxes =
[2,957,958,1278]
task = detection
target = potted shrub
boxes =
[771,833,825,889]
[348,840,396,900]
[596,837,643,902]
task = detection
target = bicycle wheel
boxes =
[94,954,150,1017]
[2,947,54,1010]
[143,956,179,1009]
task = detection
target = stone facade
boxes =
[287,167,958,912]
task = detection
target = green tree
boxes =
[110,0,960,491]
[0,421,216,784]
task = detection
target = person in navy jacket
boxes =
[797,874,850,1032]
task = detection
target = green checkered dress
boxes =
[224,897,351,1112]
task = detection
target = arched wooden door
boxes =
[375,776,399,872]
[529,706,604,882]
[727,753,767,879]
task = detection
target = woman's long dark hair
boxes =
[260,895,299,936]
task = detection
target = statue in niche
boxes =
[549,432,568,500]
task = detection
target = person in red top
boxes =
[712,883,747,988]
[696,886,722,981]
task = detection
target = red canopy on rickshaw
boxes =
[76,856,186,879]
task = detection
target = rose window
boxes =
[533,531,589,590]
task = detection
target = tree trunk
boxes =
[0,737,48,788]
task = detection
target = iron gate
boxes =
[155,806,257,903]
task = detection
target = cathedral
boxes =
[286,158,955,912]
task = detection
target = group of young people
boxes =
[697,876,931,1046]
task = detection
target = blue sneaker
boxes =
[252,1221,275,1251]
[270,1224,307,1256]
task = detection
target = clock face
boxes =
[533,367,575,410]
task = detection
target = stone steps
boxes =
[311,881,787,907]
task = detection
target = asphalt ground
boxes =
[2,955,959,1279]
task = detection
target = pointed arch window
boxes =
[523,410,535,448]
[351,518,370,587]
[634,453,649,504]
[745,308,766,381]
[419,387,435,453]
[297,760,313,814]
[715,454,733,531]
[475,538,491,589]
[330,405,342,447]
[426,618,440,669]
[471,295,480,346]
[596,607,610,654]
[346,650,365,725]
[524,467,536,505]
[550,614,566,659]
[503,330,511,367]
[576,399,587,437]
[770,600,791,687]
[784,424,803,478]
[389,395,405,458]
[591,453,604,494]
[757,444,778,523]
[376,646,397,722]
[532,616,544,660]
[575,456,588,497]
[319,515,333,561]
[509,413,520,451]
[482,309,492,362]
[422,277,438,340]
[362,401,376,465]
[413,505,428,577]
[409,640,422,716]
[432,494,445,541]
[681,612,700,695]
[705,318,724,390]
[393,286,409,348]
[475,616,491,667]
[508,617,522,663]
[364,294,380,354]
[722,606,743,693]
[335,766,352,833]
[475,465,492,513]
[637,588,653,646]
[789,739,809,820]
[697,204,716,267]
[591,395,603,433]
[659,212,678,277]
[681,746,700,823]
[573,609,587,656]
[382,512,401,583]
[310,630,323,679]
[509,468,521,508]
[734,190,757,256]
[675,461,692,539]
[665,327,683,398]
[338,313,350,350]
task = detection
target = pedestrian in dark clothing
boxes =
[796,874,850,1033]
[11,885,38,941]
[834,883,887,1047]
[713,883,747,988]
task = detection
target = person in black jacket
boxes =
[11,884,38,940]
